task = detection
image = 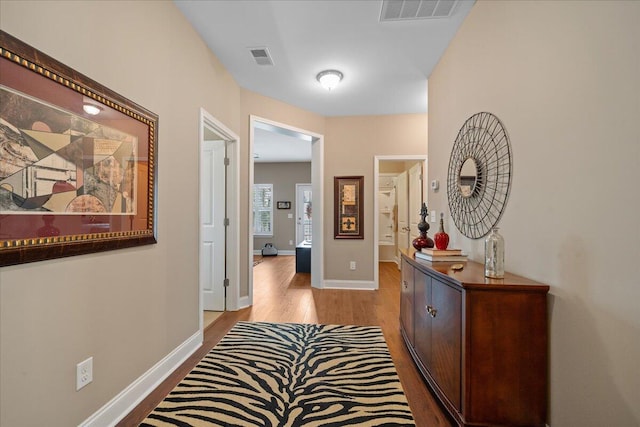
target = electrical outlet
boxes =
[430,210,436,223]
[289,240,293,245]
[76,357,93,391]
[350,261,356,270]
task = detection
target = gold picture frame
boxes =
[0,31,158,266]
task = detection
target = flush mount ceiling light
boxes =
[82,103,102,115]
[316,70,343,91]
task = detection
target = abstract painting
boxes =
[0,30,158,266]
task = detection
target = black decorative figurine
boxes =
[412,202,434,250]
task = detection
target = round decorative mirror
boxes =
[459,157,478,198]
[447,112,512,239]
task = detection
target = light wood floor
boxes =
[118,255,452,426]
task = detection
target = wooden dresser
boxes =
[400,249,549,426]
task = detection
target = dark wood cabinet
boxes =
[413,268,432,373]
[400,250,549,427]
[412,267,462,411]
[400,257,415,346]
[430,278,462,410]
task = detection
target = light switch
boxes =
[287,213,293,219]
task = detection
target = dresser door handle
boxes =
[426,305,437,318]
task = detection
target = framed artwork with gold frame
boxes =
[0,31,158,266]
[334,176,363,239]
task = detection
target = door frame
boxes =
[373,155,428,288]
[249,116,324,300]
[199,108,240,333]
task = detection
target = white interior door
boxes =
[200,139,226,311]
[408,162,423,242]
[296,183,312,245]
[397,171,409,255]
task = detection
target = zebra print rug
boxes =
[141,321,415,426]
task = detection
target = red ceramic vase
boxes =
[435,231,449,250]
[434,214,450,250]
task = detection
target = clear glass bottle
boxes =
[484,227,505,278]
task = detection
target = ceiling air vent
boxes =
[249,47,274,66]
[380,0,459,21]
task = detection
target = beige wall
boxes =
[379,161,406,174]
[254,162,311,251]
[428,1,640,425]
[0,1,241,426]
[324,114,427,281]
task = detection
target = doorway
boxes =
[373,155,428,287]
[295,183,312,245]
[249,116,324,304]
[199,109,240,332]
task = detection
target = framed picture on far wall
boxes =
[277,201,291,209]
[0,30,158,267]
[334,176,364,239]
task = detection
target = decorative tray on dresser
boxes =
[399,248,549,427]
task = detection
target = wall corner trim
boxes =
[79,330,202,427]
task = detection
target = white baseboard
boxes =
[323,279,377,290]
[79,330,202,427]
[237,295,251,309]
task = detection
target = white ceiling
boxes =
[253,127,312,163]
[176,0,475,161]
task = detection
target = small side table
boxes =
[295,241,311,273]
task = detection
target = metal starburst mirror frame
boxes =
[447,112,512,239]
